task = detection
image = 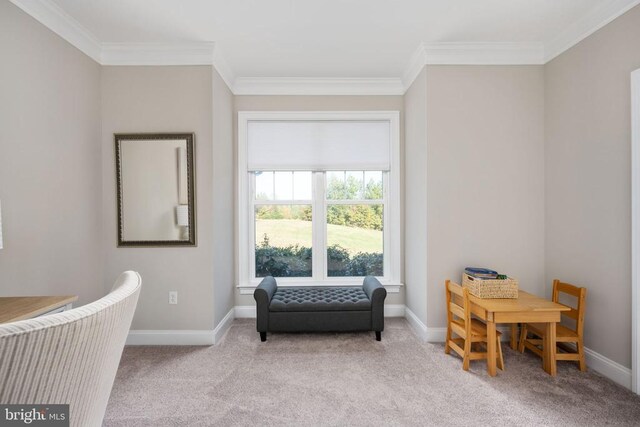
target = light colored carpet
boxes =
[104,318,640,426]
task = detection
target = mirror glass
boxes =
[115,133,196,246]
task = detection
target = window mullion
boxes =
[312,172,326,281]
[271,171,275,200]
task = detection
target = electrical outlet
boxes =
[169,291,178,305]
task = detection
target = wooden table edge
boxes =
[0,295,78,324]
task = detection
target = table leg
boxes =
[543,322,557,376]
[486,320,497,377]
[510,323,519,351]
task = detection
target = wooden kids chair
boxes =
[445,280,504,371]
[518,279,587,371]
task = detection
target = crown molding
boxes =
[401,42,545,91]
[100,42,216,66]
[402,43,428,91]
[211,47,236,92]
[10,0,102,63]
[544,0,640,63]
[233,77,405,96]
[424,42,545,65]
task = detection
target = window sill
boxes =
[236,281,403,295]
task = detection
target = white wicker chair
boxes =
[0,271,141,427]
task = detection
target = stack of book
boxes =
[464,267,499,280]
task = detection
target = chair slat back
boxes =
[552,279,587,336]
[445,280,471,336]
[449,302,466,320]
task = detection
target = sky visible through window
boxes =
[255,171,384,201]
[255,171,312,200]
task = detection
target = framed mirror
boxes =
[115,133,196,247]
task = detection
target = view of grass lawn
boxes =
[256,219,382,254]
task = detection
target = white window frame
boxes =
[237,111,402,294]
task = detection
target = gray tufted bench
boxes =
[253,276,387,342]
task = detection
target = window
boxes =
[252,170,385,279]
[326,171,384,277]
[254,171,313,278]
[238,112,400,292]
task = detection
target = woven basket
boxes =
[462,273,519,299]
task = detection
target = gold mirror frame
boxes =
[115,133,196,247]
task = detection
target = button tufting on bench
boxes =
[269,287,371,312]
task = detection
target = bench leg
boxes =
[260,332,267,342]
[375,331,381,341]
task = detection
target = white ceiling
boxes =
[48,0,601,78]
[11,0,640,93]
[54,0,602,77]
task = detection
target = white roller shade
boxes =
[247,121,391,171]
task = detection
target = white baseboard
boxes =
[384,304,406,317]
[405,307,428,340]
[426,326,444,343]
[234,305,256,318]
[127,308,235,346]
[126,330,215,346]
[213,308,235,344]
[584,347,632,389]
[234,304,406,319]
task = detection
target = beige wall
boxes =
[212,69,236,325]
[404,68,429,324]
[426,65,546,327]
[545,6,640,368]
[101,66,216,330]
[0,2,103,305]
[233,95,405,307]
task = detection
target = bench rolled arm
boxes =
[254,276,277,332]
[363,276,387,331]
